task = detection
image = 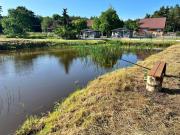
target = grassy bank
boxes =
[16,44,180,135]
[0,37,175,50]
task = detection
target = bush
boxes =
[176,31,180,36]
[54,26,77,39]
[2,17,27,37]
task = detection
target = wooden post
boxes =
[146,61,166,92]
[146,76,162,92]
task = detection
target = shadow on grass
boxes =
[161,88,180,95]
[165,74,180,79]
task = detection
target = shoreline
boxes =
[0,38,175,50]
[16,44,180,135]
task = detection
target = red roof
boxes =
[139,18,166,29]
[87,20,94,27]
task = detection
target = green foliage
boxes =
[176,31,180,36]
[62,8,70,26]
[54,26,77,39]
[1,6,37,37]
[0,6,2,33]
[145,14,151,18]
[0,6,2,17]
[124,19,138,31]
[72,19,87,33]
[32,16,42,32]
[2,17,26,37]
[92,17,101,30]
[52,14,63,29]
[92,7,124,36]
[150,5,180,32]
[53,9,78,39]
[16,116,40,135]
[41,17,53,32]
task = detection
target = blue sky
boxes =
[1,0,179,20]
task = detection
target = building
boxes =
[86,20,94,28]
[111,28,132,38]
[138,17,166,37]
[80,29,101,39]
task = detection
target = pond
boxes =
[0,45,160,134]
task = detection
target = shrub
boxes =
[176,31,180,36]
[54,26,77,39]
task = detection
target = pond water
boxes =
[0,46,160,135]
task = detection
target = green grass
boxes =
[0,36,176,50]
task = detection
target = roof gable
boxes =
[139,18,166,29]
[87,20,94,27]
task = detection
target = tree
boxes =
[0,6,2,33]
[171,4,180,31]
[52,14,63,29]
[54,8,78,39]
[41,17,53,32]
[152,6,169,18]
[92,17,101,30]
[54,26,76,39]
[145,14,151,18]
[1,6,36,37]
[72,19,87,32]
[124,19,138,31]
[32,16,42,32]
[93,7,124,36]
[149,5,180,32]
[0,6,2,17]
[52,14,62,21]
[62,8,70,26]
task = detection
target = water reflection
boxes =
[52,50,79,74]
[0,47,159,134]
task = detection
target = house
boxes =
[80,29,101,39]
[111,28,132,38]
[138,17,166,37]
[86,20,94,28]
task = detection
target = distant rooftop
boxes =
[81,29,100,32]
[139,18,166,29]
[112,28,130,32]
[87,20,94,27]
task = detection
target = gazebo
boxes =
[80,29,101,39]
[111,28,132,38]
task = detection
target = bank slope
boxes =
[0,38,175,50]
[16,44,180,135]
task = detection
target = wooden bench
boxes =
[146,61,166,92]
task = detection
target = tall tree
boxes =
[41,17,53,32]
[72,19,87,33]
[1,6,37,36]
[145,14,151,18]
[62,8,70,26]
[124,19,138,31]
[150,5,180,32]
[0,6,2,17]
[93,7,124,36]
[172,4,180,31]
[92,17,101,30]
[52,14,63,29]
[32,16,42,32]
[0,6,2,33]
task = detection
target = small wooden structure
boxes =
[111,28,132,38]
[80,29,101,39]
[146,61,166,92]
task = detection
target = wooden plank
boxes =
[148,61,161,76]
[154,62,166,77]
